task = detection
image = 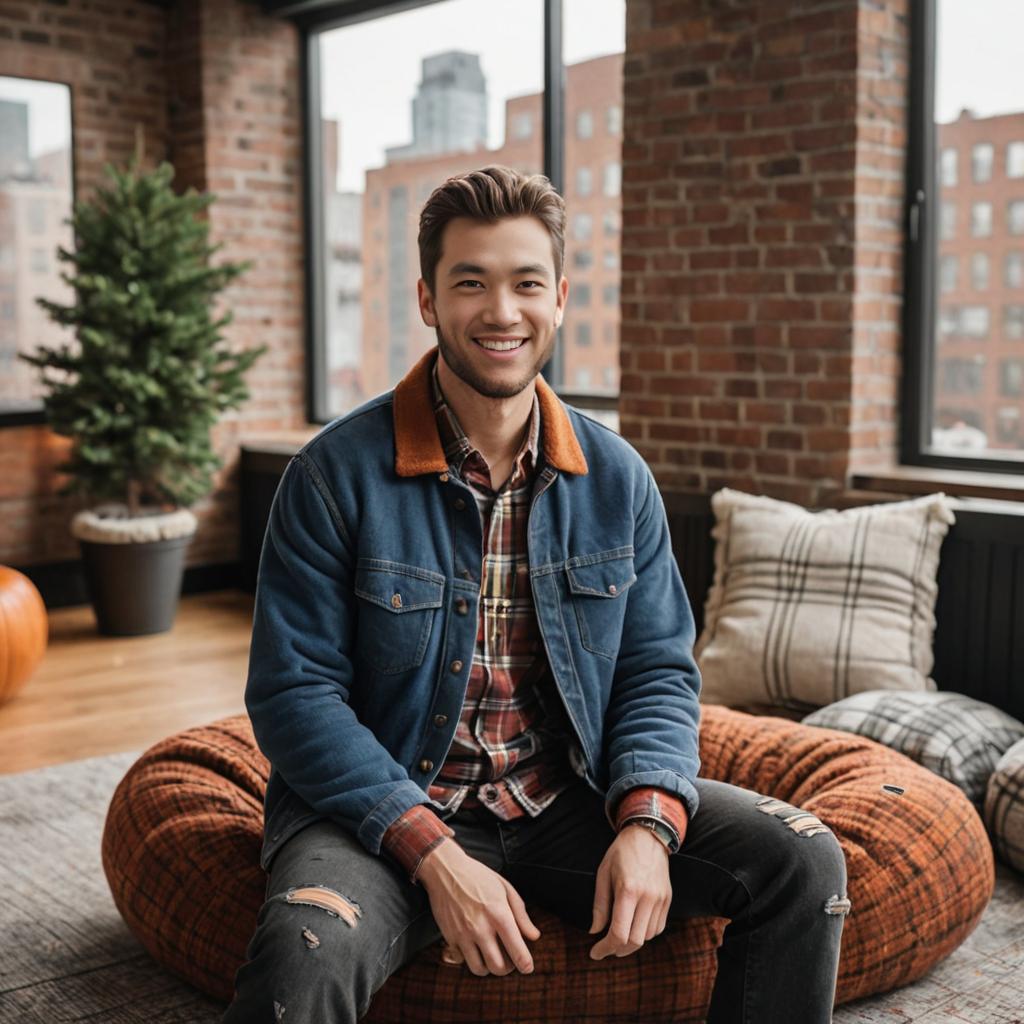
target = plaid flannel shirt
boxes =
[381,367,688,883]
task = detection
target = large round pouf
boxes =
[102,707,994,1022]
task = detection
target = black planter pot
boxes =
[79,533,193,636]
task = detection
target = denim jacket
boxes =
[247,348,703,872]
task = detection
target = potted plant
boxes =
[20,149,265,636]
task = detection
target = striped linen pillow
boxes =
[802,689,1024,810]
[694,488,955,716]
[985,737,1024,872]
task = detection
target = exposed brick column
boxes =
[620,0,907,505]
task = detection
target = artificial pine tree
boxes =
[21,149,265,518]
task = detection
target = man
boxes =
[223,165,849,1024]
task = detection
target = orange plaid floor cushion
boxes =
[101,707,994,1022]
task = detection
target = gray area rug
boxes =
[0,752,1022,1023]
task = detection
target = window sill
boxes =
[850,465,1024,506]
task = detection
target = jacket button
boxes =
[439,472,449,482]
[454,498,466,510]
[482,785,498,802]
[391,593,403,608]
[450,659,463,674]
[434,713,448,727]
[608,584,617,595]
[419,759,433,772]
[454,598,468,615]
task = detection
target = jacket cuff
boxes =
[381,803,455,884]
[613,786,689,853]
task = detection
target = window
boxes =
[1010,201,1024,235]
[1005,305,1024,340]
[970,252,989,290]
[940,201,956,239]
[940,356,985,395]
[939,254,958,292]
[606,104,622,135]
[971,201,992,237]
[513,113,533,140]
[573,213,593,241]
[602,283,619,306]
[576,321,591,346]
[1007,141,1024,179]
[971,143,993,183]
[961,305,990,338]
[1007,252,1024,289]
[603,161,621,197]
[997,407,1022,443]
[303,0,625,418]
[603,210,620,236]
[940,147,957,186]
[572,283,591,307]
[603,249,618,269]
[0,75,73,421]
[1000,359,1024,397]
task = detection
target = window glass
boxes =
[971,252,989,290]
[1010,200,1024,235]
[940,254,958,292]
[1006,252,1024,289]
[928,0,1024,458]
[316,0,544,414]
[1005,305,1024,340]
[940,146,957,186]
[971,142,993,182]
[576,165,592,196]
[971,201,992,237]
[563,0,624,405]
[0,76,73,414]
[1008,141,1024,178]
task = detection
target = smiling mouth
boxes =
[474,337,527,352]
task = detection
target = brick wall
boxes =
[620,0,909,505]
[0,0,304,569]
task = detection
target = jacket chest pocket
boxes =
[565,548,636,660]
[354,559,445,675]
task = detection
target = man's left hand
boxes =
[588,824,674,960]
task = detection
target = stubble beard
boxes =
[434,325,556,400]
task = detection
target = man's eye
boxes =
[519,281,543,289]
[457,280,483,288]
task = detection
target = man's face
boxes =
[417,215,569,400]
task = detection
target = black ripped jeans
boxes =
[222,776,849,1024]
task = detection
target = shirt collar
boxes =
[431,360,541,483]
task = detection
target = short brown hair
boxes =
[418,165,566,294]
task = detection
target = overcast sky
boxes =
[0,76,70,158]
[935,0,1023,123]
[321,0,625,192]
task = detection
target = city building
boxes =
[935,109,1024,450]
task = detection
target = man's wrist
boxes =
[621,816,674,852]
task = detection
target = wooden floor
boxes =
[0,590,254,774]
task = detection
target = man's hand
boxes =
[589,825,672,960]
[416,839,541,977]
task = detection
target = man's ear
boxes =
[554,275,569,328]
[417,278,438,327]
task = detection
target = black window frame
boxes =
[265,0,618,423]
[901,0,1024,474]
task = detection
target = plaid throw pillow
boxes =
[803,690,1024,810]
[985,737,1024,872]
[694,488,954,715]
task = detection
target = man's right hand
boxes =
[416,838,540,977]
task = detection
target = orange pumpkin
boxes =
[0,565,48,703]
